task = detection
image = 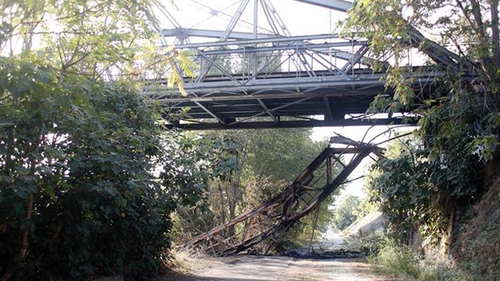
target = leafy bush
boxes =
[0,67,174,280]
[371,239,472,281]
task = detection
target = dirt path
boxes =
[157,254,391,281]
[156,233,393,281]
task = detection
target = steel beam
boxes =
[167,117,415,130]
[292,0,353,12]
[161,28,277,40]
[165,33,346,49]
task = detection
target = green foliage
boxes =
[164,132,242,242]
[370,238,473,281]
[0,0,198,280]
[0,73,174,279]
[368,136,453,243]
[371,238,422,279]
[452,178,500,280]
[346,0,500,250]
[331,194,363,231]
[332,194,376,231]
[161,132,240,207]
[236,129,326,183]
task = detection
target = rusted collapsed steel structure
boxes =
[182,137,383,256]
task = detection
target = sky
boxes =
[311,125,415,198]
[158,0,349,39]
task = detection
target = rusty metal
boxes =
[182,138,382,256]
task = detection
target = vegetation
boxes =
[2,0,499,279]
[331,194,364,231]
[0,0,197,280]
[346,0,499,242]
[369,239,473,281]
[171,129,334,252]
[344,0,500,279]
[452,177,500,279]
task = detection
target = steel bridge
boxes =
[149,0,465,256]
[145,0,461,130]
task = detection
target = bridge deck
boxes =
[145,68,433,129]
[150,1,462,130]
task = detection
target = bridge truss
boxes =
[145,0,462,130]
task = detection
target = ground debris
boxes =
[284,248,364,259]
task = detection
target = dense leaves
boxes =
[346,0,500,246]
[0,0,196,280]
[0,70,174,279]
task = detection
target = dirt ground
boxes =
[155,233,394,281]
[156,254,393,281]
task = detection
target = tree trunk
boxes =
[1,155,37,281]
[217,183,226,225]
[491,0,500,69]
[226,183,235,237]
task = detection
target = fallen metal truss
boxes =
[182,138,382,256]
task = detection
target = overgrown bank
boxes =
[343,0,500,279]
[358,140,500,280]
[452,176,500,279]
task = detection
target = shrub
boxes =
[0,79,174,280]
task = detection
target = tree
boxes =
[0,1,196,280]
[366,136,451,244]
[331,194,362,231]
[344,0,500,248]
[0,80,175,280]
[172,128,338,252]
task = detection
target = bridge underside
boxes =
[148,0,460,130]
[146,60,438,129]
[150,72,421,130]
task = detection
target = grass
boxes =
[369,239,473,281]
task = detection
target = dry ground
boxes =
[155,231,396,281]
[156,253,394,281]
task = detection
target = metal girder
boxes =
[168,117,413,130]
[152,0,467,130]
[166,33,348,49]
[220,0,252,41]
[193,101,227,124]
[257,98,276,119]
[143,67,440,130]
[323,96,334,120]
[161,28,277,40]
[194,0,251,83]
[408,28,461,70]
[260,0,292,36]
[145,70,440,97]
[182,139,380,256]
[292,0,353,12]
